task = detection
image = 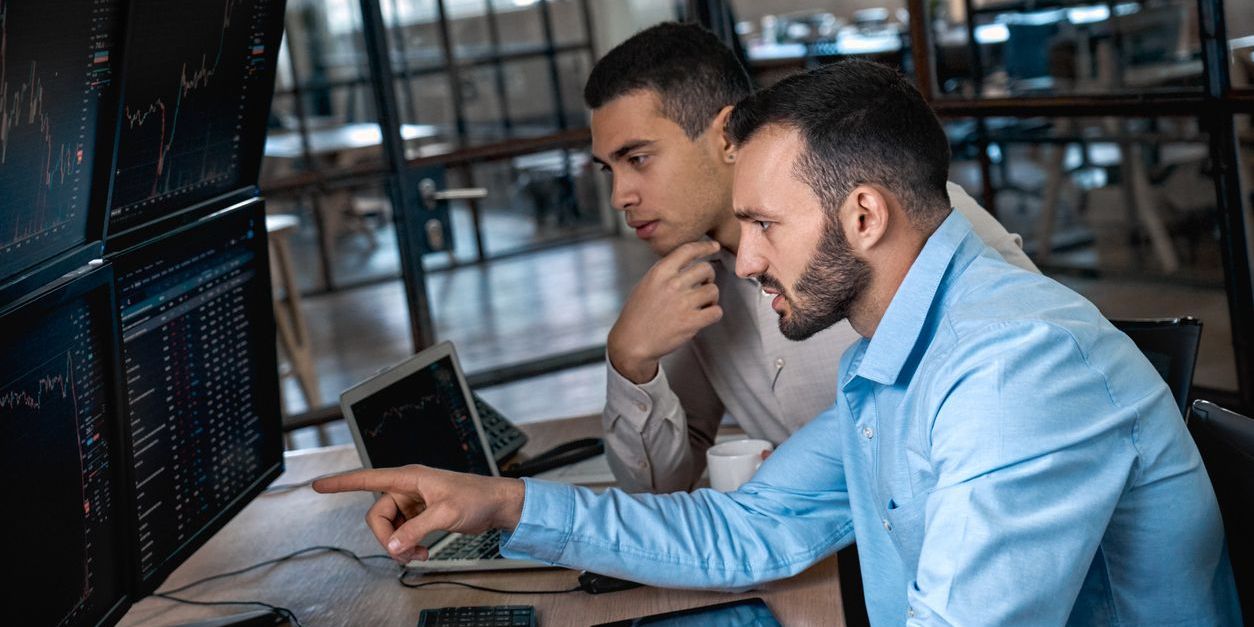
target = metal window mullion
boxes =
[1197,0,1253,409]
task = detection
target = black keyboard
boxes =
[473,394,528,463]
[431,529,503,561]
[418,605,536,627]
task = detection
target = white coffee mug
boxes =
[706,438,775,492]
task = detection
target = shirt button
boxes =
[862,426,874,439]
[775,357,785,369]
[882,518,892,532]
[634,401,647,412]
[908,607,916,618]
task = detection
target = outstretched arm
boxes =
[315,407,855,588]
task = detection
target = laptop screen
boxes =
[349,356,493,476]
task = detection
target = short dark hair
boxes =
[727,60,952,230]
[584,22,752,139]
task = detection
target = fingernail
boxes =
[388,538,403,553]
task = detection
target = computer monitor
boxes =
[106,0,286,239]
[1,264,131,627]
[0,0,123,287]
[111,197,283,594]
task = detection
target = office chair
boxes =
[1110,317,1201,418]
[1187,400,1254,621]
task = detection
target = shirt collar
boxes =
[844,209,973,387]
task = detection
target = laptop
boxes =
[341,341,551,573]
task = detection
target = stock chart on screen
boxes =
[0,0,119,285]
[1,268,128,627]
[108,0,284,235]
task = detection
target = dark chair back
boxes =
[1188,400,1254,621]
[1110,317,1201,418]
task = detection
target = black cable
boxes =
[147,541,576,627]
[152,593,303,627]
[157,545,393,596]
[398,569,582,594]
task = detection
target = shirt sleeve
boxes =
[903,321,1138,625]
[502,406,855,588]
[602,343,724,493]
[947,182,1039,273]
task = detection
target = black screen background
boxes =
[351,357,493,476]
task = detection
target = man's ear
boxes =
[839,186,892,253]
[710,105,737,163]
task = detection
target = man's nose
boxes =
[735,231,767,279]
[610,177,639,211]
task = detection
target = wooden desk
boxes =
[120,416,844,626]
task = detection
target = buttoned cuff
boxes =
[499,478,575,564]
[605,355,677,432]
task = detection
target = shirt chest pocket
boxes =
[884,493,930,577]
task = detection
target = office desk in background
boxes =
[264,123,442,161]
[120,415,844,626]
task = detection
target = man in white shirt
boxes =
[589,22,1037,492]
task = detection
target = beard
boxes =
[760,217,872,341]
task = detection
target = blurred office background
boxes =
[261,0,1253,448]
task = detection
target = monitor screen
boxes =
[113,198,282,593]
[0,0,121,285]
[349,356,495,476]
[1,265,130,627]
[107,0,285,236]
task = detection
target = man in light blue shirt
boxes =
[315,61,1239,624]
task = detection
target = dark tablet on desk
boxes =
[592,597,781,626]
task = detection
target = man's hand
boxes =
[312,465,524,563]
[608,240,723,383]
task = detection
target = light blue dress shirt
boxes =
[502,211,1240,625]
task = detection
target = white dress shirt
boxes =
[603,182,1039,492]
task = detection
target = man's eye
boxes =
[599,164,611,174]
[756,220,772,232]
[628,154,648,167]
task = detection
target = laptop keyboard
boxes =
[474,394,528,462]
[432,529,503,561]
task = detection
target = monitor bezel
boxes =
[0,262,134,627]
[103,187,259,256]
[110,196,284,597]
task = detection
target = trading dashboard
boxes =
[108,0,283,234]
[0,0,119,283]
[113,201,281,590]
[0,268,128,627]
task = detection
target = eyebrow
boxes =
[733,206,774,221]
[591,139,656,167]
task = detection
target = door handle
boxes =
[419,178,487,209]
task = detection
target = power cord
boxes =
[156,545,394,596]
[151,593,302,627]
[148,543,584,627]
[150,545,393,626]
[398,569,581,594]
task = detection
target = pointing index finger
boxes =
[312,467,418,494]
